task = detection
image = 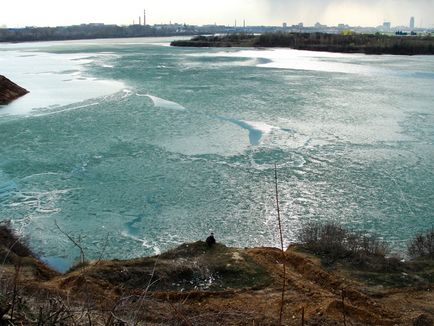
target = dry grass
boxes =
[1,221,434,325]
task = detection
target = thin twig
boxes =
[168,301,193,326]
[132,258,159,325]
[54,220,85,264]
[95,232,110,265]
[301,306,305,326]
[10,261,21,320]
[0,222,23,280]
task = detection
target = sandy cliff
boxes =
[0,225,433,325]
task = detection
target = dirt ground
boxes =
[1,238,434,325]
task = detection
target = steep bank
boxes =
[0,75,29,105]
[0,225,433,325]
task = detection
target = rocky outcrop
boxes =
[0,75,29,105]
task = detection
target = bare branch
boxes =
[54,220,85,264]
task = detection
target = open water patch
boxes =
[0,180,17,203]
[1,38,433,268]
[194,48,378,74]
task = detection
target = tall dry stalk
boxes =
[10,261,21,320]
[132,258,159,325]
[274,163,286,325]
[301,306,305,326]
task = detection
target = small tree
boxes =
[408,228,434,259]
[297,222,389,261]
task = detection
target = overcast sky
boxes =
[1,0,433,28]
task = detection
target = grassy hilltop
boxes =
[171,32,434,55]
[1,222,434,325]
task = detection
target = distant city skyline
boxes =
[1,0,433,28]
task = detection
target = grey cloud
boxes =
[259,0,434,26]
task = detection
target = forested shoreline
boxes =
[171,32,434,55]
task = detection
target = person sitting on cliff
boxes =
[206,232,216,246]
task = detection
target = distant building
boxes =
[282,22,287,29]
[338,24,349,30]
[383,22,391,31]
[81,23,105,26]
[410,17,415,29]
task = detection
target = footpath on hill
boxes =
[1,223,433,325]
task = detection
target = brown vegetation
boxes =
[297,222,395,271]
[1,222,434,325]
[408,228,434,259]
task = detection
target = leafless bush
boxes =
[0,221,33,261]
[297,222,390,262]
[408,228,434,259]
[35,298,76,325]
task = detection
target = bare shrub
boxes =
[297,222,390,263]
[0,221,33,259]
[298,222,348,259]
[408,228,434,259]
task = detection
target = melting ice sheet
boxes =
[216,116,279,145]
[140,94,187,111]
[0,50,124,116]
[191,48,379,74]
[1,39,433,270]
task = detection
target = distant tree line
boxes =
[0,24,213,42]
[171,34,257,47]
[171,32,434,55]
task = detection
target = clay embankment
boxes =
[0,75,29,105]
